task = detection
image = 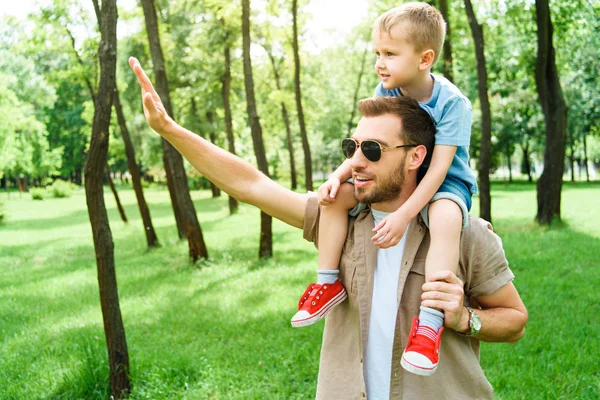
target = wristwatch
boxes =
[464,306,482,336]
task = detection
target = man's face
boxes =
[373,26,423,90]
[349,114,412,209]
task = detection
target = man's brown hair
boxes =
[374,2,446,64]
[357,96,435,154]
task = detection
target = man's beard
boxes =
[354,158,406,204]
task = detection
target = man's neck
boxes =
[398,72,434,103]
[370,183,416,213]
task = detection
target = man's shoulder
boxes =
[461,216,503,252]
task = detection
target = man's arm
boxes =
[421,271,528,343]
[129,57,308,228]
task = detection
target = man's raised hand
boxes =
[128,57,173,135]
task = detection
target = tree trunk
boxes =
[205,111,222,198]
[569,130,575,182]
[505,144,513,183]
[534,0,568,225]
[242,0,272,258]
[86,0,130,397]
[221,41,240,214]
[522,141,533,183]
[583,132,590,182]
[66,26,132,229]
[106,164,128,224]
[114,88,159,247]
[141,0,208,261]
[439,0,454,82]
[266,49,297,190]
[347,44,369,137]
[292,0,313,191]
[464,0,492,223]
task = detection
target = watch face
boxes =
[472,314,482,332]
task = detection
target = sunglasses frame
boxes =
[341,137,418,162]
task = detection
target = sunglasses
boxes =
[341,138,417,162]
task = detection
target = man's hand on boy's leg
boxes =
[371,209,410,248]
[421,270,468,333]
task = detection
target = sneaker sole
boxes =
[290,290,348,328]
[400,352,437,376]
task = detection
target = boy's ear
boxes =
[419,49,435,70]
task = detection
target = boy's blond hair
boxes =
[374,2,446,64]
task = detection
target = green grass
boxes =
[0,181,599,399]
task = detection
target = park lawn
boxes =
[0,181,598,399]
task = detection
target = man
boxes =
[129,57,528,400]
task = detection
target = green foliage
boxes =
[30,188,45,200]
[49,179,75,198]
[0,201,4,224]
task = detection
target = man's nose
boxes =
[349,145,368,169]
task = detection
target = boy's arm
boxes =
[371,146,455,245]
[129,57,308,229]
[396,145,455,218]
[318,159,352,204]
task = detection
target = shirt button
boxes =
[360,357,363,363]
[362,392,366,398]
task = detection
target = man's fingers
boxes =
[143,92,157,114]
[129,57,156,94]
[426,270,462,285]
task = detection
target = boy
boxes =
[290,2,478,376]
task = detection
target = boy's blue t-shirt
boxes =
[373,74,478,196]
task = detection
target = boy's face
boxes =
[373,25,423,90]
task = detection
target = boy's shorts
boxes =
[348,178,472,230]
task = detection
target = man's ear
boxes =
[419,49,435,71]
[407,144,428,170]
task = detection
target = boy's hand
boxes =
[371,209,410,248]
[128,57,173,135]
[317,178,341,205]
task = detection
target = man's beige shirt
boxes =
[302,195,515,400]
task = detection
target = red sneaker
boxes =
[400,317,444,376]
[291,280,347,328]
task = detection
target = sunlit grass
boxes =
[0,181,598,399]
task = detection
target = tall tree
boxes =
[221,30,239,214]
[292,0,313,191]
[464,0,492,223]
[114,88,159,247]
[264,46,298,190]
[534,0,568,225]
[85,0,130,397]
[241,0,273,258]
[106,163,128,223]
[65,26,128,224]
[140,0,183,240]
[140,0,208,261]
[205,109,222,198]
[439,0,454,82]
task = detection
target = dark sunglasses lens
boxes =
[342,139,356,159]
[362,140,381,162]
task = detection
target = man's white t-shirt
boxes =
[364,209,409,400]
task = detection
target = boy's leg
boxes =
[401,197,465,376]
[291,183,358,328]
